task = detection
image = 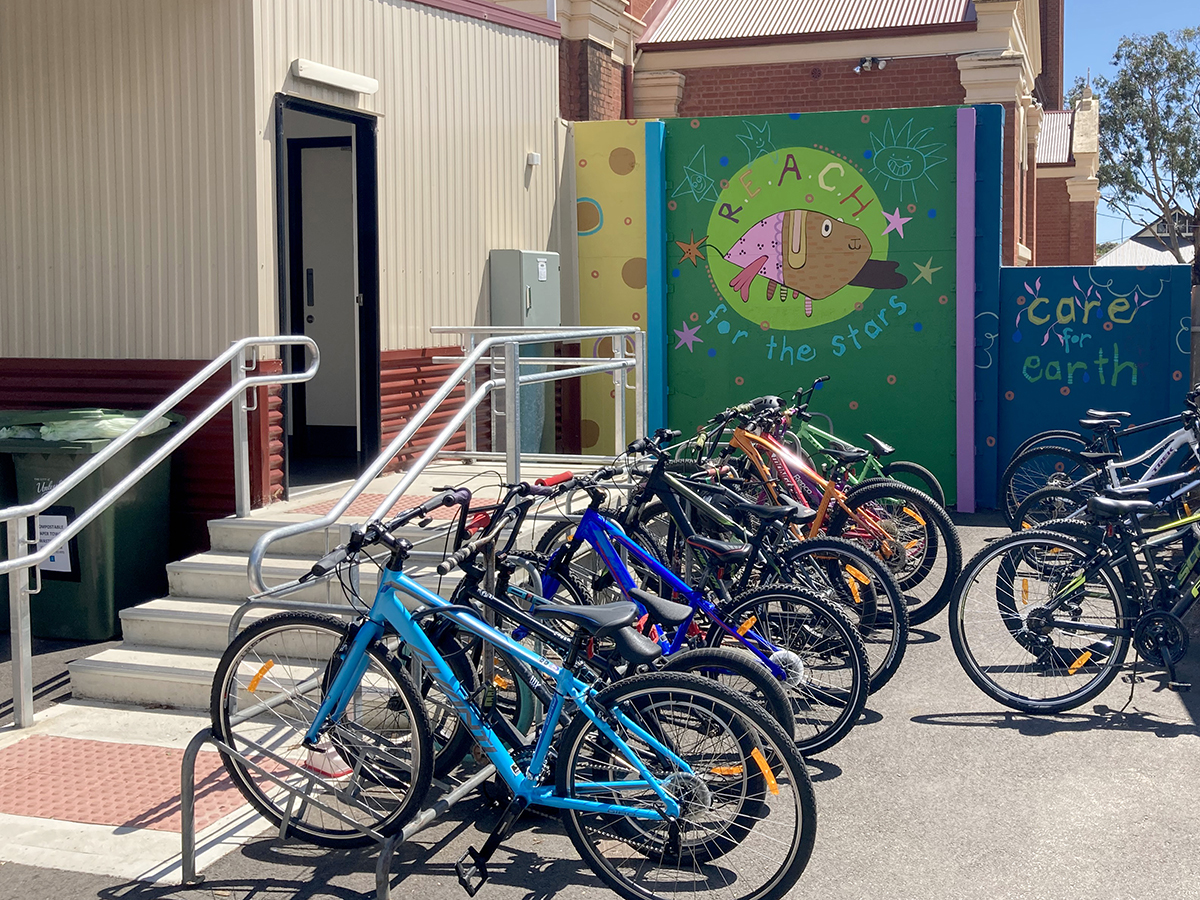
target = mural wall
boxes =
[986,265,1193,485]
[661,109,964,497]
[574,120,651,454]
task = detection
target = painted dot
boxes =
[735,376,745,385]
[913,322,923,332]
[1017,295,1026,305]
[578,159,587,167]
[790,112,802,119]
[805,193,815,203]
[1054,462,1066,472]
[813,380,823,390]
[581,419,601,448]
[861,115,870,123]
[928,209,937,218]
[760,321,770,330]
[590,270,599,279]
[624,216,633,225]
[720,179,729,189]
[609,147,636,175]
[849,401,859,410]
[690,312,699,322]
[671,267,681,278]
[690,119,700,128]
[707,348,716,357]
[719,156,729,167]
[1174,370,1184,381]
[717,320,730,334]
[886,375,897,385]
[907,204,916,213]
[939,295,948,305]
[577,199,602,235]
[627,119,638,126]
[863,150,873,159]
[667,200,677,211]
[622,257,647,289]
[1005,391,1015,401]
[1060,386,1070,396]
[1012,330,1022,342]
[854,302,863,311]
[1103,321,1114,331]
[610,389,616,398]
[1083,372,1091,383]
[986,436,996,447]
[632,312,641,322]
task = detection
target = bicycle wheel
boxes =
[556,672,816,900]
[210,612,434,847]
[707,584,868,755]
[1012,486,1091,531]
[779,536,909,693]
[832,479,963,626]
[1000,445,1097,528]
[881,459,947,508]
[949,533,1132,713]
[662,646,796,741]
[1009,429,1089,460]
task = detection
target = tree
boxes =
[1078,29,1200,263]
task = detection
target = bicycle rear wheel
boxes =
[556,672,816,900]
[1000,445,1097,528]
[662,646,796,741]
[949,534,1132,713]
[210,612,434,847]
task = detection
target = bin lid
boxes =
[0,410,183,452]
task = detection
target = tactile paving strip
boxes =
[290,493,460,520]
[0,736,246,833]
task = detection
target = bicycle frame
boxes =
[304,561,689,821]
[792,418,886,483]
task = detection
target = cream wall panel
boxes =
[252,0,560,351]
[0,0,257,359]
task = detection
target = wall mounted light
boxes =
[526,152,542,167]
[291,59,379,95]
[853,57,887,74]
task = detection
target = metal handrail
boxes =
[0,336,319,574]
[247,326,644,594]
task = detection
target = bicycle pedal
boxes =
[1168,681,1192,693]
[455,847,489,897]
[1122,674,1144,684]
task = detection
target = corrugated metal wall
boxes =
[0,0,258,360]
[252,0,562,350]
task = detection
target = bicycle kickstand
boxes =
[455,795,529,896]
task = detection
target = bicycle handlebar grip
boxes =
[815,375,831,384]
[627,437,650,454]
[309,546,349,578]
[436,541,478,576]
[520,483,556,498]
[535,471,574,487]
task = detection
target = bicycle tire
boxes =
[881,459,947,508]
[1009,429,1089,460]
[706,584,868,755]
[1012,486,1092,531]
[949,532,1132,713]
[832,479,963,626]
[779,536,909,693]
[1000,445,1098,528]
[556,672,816,900]
[210,612,434,847]
[662,646,797,741]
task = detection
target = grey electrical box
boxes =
[489,250,561,329]
[488,250,562,455]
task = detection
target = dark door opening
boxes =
[274,96,381,490]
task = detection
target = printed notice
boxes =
[537,258,547,282]
[36,514,72,574]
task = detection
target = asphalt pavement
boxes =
[1,514,1199,900]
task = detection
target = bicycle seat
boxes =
[1103,485,1150,499]
[1078,418,1122,431]
[862,433,895,457]
[630,587,691,627]
[610,625,663,666]
[1087,409,1131,419]
[685,535,753,563]
[1079,451,1120,463]
[1086,496,1156,519]
[532,600,637,638]
[733,498,816,525]
[825,446,870,465]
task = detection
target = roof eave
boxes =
[637,19,978,54]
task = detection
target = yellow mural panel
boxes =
[574,120,651,454]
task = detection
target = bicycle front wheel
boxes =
[556,672,816,900]
[210,612,434,847]
[949,533,1132,713]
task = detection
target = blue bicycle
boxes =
[211,489,816,900]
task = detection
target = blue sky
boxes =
[1063,1,1198,242]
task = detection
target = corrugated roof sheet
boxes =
[644,0,976,44]
[1096,237,1195,266]
[1038,110,1073,164]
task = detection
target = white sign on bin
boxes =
[36,514,72,574]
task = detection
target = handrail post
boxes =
[465,333,477,455]
[231,345,252,517]
[505,340,521,485]
[7,518,34,728]
[613,335,626,455]
[632,329,647,442]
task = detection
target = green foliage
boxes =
[1095,240,1120,259]
[1081,29,1200,262]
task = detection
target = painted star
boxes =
[736,120,778,164]
[913,257,943,284]
[674,321,703,352]
[881,207,913,238]
[671,147,719,203]
[675,231,707,266]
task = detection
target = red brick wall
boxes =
[675,55,966,117]
[1038,0,1064,109]
[560,39,625,121]
[1069,190,1098,265]
[1035,175,1072,265]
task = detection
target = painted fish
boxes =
[724,210,907,315]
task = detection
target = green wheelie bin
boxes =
[0,409,183,641]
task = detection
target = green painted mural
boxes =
[663,109,962,498]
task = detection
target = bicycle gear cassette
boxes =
[1133,611,1189,666]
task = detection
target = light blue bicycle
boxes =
[211,489,816,900]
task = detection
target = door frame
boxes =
[274,94,381,490]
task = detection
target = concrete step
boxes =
[69,645,222,711]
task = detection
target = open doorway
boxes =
[275,96,381,489]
